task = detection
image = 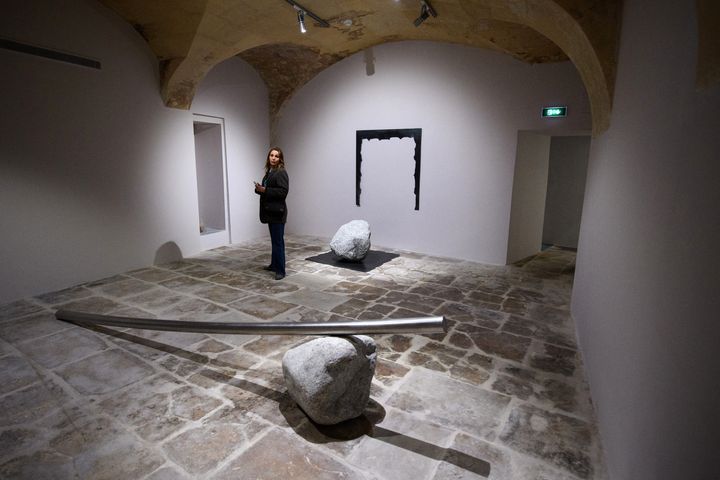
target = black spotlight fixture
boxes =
[284,0,330,31]
[414,0,437,27]
[297,9,307,33]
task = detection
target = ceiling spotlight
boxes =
[297,9,307,33]
[413,0,437,27]
[285,0,330,30]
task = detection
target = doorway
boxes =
[193,114,230,250]
[506,132,590,264]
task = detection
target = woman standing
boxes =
[254,147,289,280]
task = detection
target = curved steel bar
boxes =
[55,309,447,335]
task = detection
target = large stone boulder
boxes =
[282,335,376,425]
[330,220,371,261]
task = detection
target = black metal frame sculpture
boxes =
[355,128,422,211]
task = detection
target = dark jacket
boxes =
[257,168,289,224]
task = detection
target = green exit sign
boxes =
[542,106,567,118]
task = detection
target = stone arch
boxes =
[158,0,620,135]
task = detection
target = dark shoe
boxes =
[263,265,274,271]
[275,273,285,280]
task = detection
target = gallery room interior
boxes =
[0,1,717,479]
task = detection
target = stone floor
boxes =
[0,235,606,479]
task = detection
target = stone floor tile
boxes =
[54,348,155,395]
[0,450,78,479]
[15,327,109,369]
[387,368,511,440]
[195,337,234,353]
[528,342,578,376]
[159,274,208,292]
[34,285,93,305]
[56,296,127,314]
[348,426,445,480]
[0,311,72,343]
[360,275,412,292]
[191,283,248,304]
[215,428,369,479]
[279,288,348,312]
[50,416,165,479]
[374,358,411,387]
[0,339,12,358]
[229,294,297,319]
[435,302,505,330]
[469,330,532,362]
[408,283,466,302]
[145,466,193,480]
[160,297,228,317]
[241,334,305,359]
[324,280,366,295]
[381,290,446,315]
[0,299,45,323]
[448,360,492,386]
[97,373,185,438]
[502,315,576,350]
[158,354,206,378]
[125,289,192,311]
[284,271,339,290]
[332,297,372,318]
[129,329,208,349]
[433,432,583,480]
[499,403,594,478]
[109,305,156,318]
[181,264,223,279]
[272,305,334,323]
[357,303,397,320]
[205,271,258,288]
[375,333,415,354]
[127,267,181,283]
[94,277,154,298]
[0,355,39,395]
[0,380,70,427]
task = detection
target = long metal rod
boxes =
[55,309,447,335]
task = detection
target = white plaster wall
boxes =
[191,57,269,244]
[542,135,590,248]
[572,2,720,479]
[277,41,591,264]
[506,132,551,264]
[0,0,268,303]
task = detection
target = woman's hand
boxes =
[254,182,265,193]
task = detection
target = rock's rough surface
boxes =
[330,220,371,261]
[282,335,376,425]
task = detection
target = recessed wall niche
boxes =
[356,129,422,210]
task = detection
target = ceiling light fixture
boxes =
[297,9,307,33]
[284,0,330,30]
[413,0,437,27]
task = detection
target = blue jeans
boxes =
[268,223,285,275]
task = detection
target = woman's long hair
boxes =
[264,147,285,174]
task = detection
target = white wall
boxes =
[277,41,591,264]
[572,2,720,479]
[542,135,590,248]
[506,132,551,263]
[191,57,269,244]
[0,0,268,303]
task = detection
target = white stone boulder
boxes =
[330,220,371,261]
[282,335,376,425]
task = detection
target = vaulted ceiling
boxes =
[99,0,623,134]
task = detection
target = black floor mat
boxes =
[305,250,399,272]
